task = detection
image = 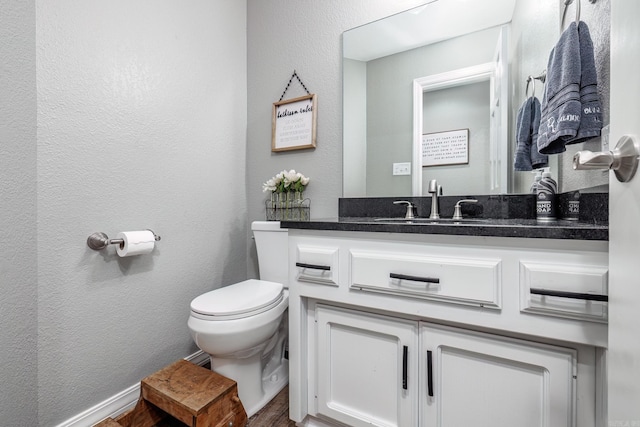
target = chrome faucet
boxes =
[428,179,443,219]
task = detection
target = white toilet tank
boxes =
[252,221,288,287]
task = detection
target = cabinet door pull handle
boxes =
[402,345,408,390]
[530,287,608,302]
[390,273,440,284]
[427,350,434,397]
[295,262,331,271]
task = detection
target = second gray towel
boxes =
[515,97,548,171]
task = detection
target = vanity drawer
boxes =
[519,260,609,322]
[294,243,340,286]
[349,249,502,308]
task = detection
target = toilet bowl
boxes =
[187,221,289,417]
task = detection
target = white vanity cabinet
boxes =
[288,230,607,427]
[313,304,418,427]
[421,323,576,427]
[310,303,578,427]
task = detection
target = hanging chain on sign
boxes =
[279,70,311,101]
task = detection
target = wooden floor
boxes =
[246,385,295,427]
[150,385,294,427]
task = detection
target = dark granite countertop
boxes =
[281,217,608,241]
[280,192,608,240]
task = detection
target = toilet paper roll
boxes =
[116,230,155,257]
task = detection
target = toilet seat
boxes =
[190,279,284,321]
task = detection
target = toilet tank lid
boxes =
[251,221,287,231]
[190,279,284,317]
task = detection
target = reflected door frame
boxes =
[412,26,509,196]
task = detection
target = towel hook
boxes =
[561,0,596,32]
[525,76,535,99]
[561,0,580,32]
[525,71,547,100]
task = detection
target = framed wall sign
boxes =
[422,129,469,167]
[272,94,317,152]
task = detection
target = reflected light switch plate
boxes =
[393,162,411,176]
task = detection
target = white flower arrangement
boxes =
[263,169,310,193]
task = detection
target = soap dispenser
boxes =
[536,171,557,222]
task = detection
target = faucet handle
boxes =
[452,199,478,220]
[393,200,415,219]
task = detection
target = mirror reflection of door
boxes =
[411,26,514,197]
[410,60,498,197]
[421,82,490,196]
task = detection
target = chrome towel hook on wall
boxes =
[561,0,597,32]
[573,135,640,182]
[87,230,161,250]
[525,71,547,99]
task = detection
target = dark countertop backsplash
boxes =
[279,192,607,241]
[339,192,608,224]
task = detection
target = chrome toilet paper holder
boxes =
[87,230,161,251]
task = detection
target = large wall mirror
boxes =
[343,0,610,198]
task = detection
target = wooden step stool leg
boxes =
[141,359,247,427]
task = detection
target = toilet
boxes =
[188,221,289,417]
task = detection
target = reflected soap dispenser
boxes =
[530,170,543,194]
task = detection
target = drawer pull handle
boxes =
[390,273,440,284]
[295,262,331,271]
[402,345,408,390]
[530,288,608,302]
[427,350,434,397]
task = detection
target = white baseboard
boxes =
[55,351,209,427]
[297,415,342,427]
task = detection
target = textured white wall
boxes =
[36,1,247,425]
[0,0,38,424]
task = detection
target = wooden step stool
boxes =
[96,359,247,427]
[140,359,247,427]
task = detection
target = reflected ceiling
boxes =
[343,0,517,62]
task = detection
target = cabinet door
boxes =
[314,304,418,427]
[421,323,576,427]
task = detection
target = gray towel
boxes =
[537,22,582,154]
[530,97,548,169]
[514,98,533,170]
[565,21,602,144]
[515,97,548,171]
